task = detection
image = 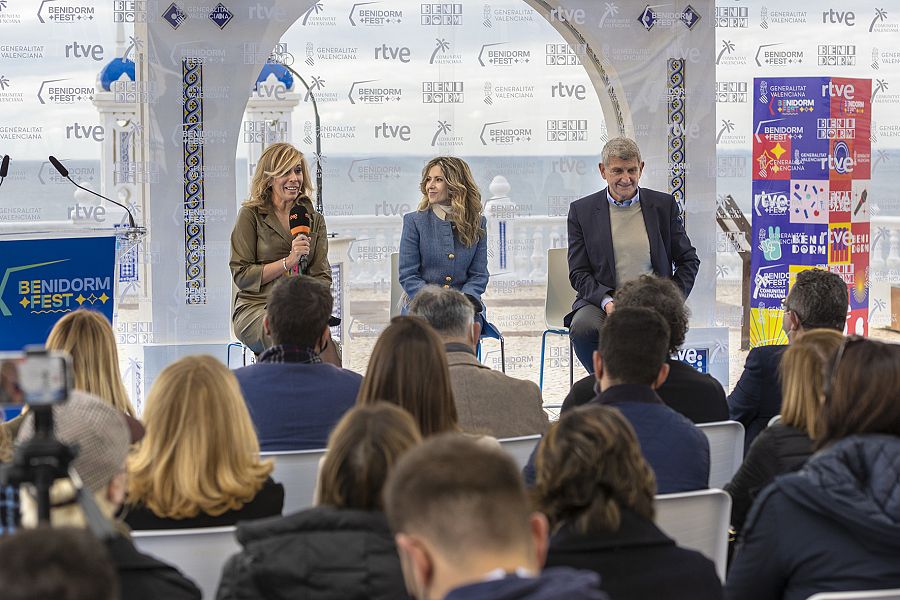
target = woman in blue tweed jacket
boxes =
[398,156,489,323]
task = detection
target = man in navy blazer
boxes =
[728,268,848,450]
[566,137,700,372]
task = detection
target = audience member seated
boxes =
[0,527,118,600]
[15,392,201,599]
[233,276,362,451]
[125,356,283,529]
[563,275,727,424]
[218,403,420,599]
[408,285,548,438]
[46,308,143,439]
[535,404,722,600]
[726,337,900,600]
[385,434,609,600]
[357,316,459,437]
[728,268,848,449]
[526,307,709,492]
[724,329,842,535]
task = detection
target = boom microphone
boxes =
[289,207,312,274]
[0,155,9,188]
[49,156,137,229]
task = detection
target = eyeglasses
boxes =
[822,335,867,402]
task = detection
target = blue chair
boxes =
[539,248,577,390]
[476,319,506,373]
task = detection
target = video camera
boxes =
[1,348,114,537]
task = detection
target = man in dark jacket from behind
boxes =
[728,268,848,449]
[563,275,728,424]
[384,435,608,600]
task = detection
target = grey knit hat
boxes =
[16,390,130,494]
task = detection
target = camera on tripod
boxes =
[1,347,113,536]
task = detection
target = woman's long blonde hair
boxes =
[127,355,272,518]
[242,142,315,211]
[416,156,484,247]
[45,309,135,417]
[779,329,844,436]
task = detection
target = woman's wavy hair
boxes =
[533,404,656,534]
[356,316,458,437]
[416,156,484,247]
[242,142,314,211]
[779,329,844,436]
[46,309,135,417]
[127,355,273,518]
[816,337,900,448]
[318,403,422,510]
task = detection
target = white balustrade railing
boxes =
[327,214,567,286]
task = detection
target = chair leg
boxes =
[499,336,506,374]
[568,338,574,388]
[539,330,550,390]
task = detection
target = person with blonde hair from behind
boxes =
[45,308,136,418]
[125,355,283,529]
[15,392,200,599]
[534,404,721,600]
[218,403,421,599]
[357,316,459,437]
[725,329,844,536]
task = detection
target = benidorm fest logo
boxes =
[0,261,111,316]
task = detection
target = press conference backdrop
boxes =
[1,0,898,404]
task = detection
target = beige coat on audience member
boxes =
[447,350,549,438]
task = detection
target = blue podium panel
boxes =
[0,236,116,351]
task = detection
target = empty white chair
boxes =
[697,420,745,488]
[132,526,239,599]
[262,448,327,514]
[498,434,541,469]
[390,252,403,318]
[539,247,577,389]
[807,591,900,600]
[655,489,731,581]
[768,414,782,427]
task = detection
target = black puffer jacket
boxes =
[726,434,900,600]
[724,423,813,534]
[216,506,409,600]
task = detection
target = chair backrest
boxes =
[498,434,541,469]
[390,252,402,318]
[768,414,782,427]
[132,526,239,599]
[807,591,900,600]
[545,247,576,329]
[261,448,328,514]
[655,489,731,581]
[697,420,745,488]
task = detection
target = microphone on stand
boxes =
[289,207,312,275]
[48,156,139,230]
[0,155,9,189]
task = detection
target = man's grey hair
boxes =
[601,137,642,165]
[408,285,474,339]
[786,268,848,331]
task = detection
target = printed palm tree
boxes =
[0,1,8,10]
[431,39,450,63]
[716,119,734,143]
[599,2,618,27]
[870,8,888,32]
[870,298,886,321]
[716,40,735,64]
[432,121,451,146]
[305,76,324,102]
[710,339,728,364]
[873,149,889,173]
[0,75,9,90]
[872,79,888,101]
[716,264,730,279]
[123,35,143,61]
[302,2,323,25]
